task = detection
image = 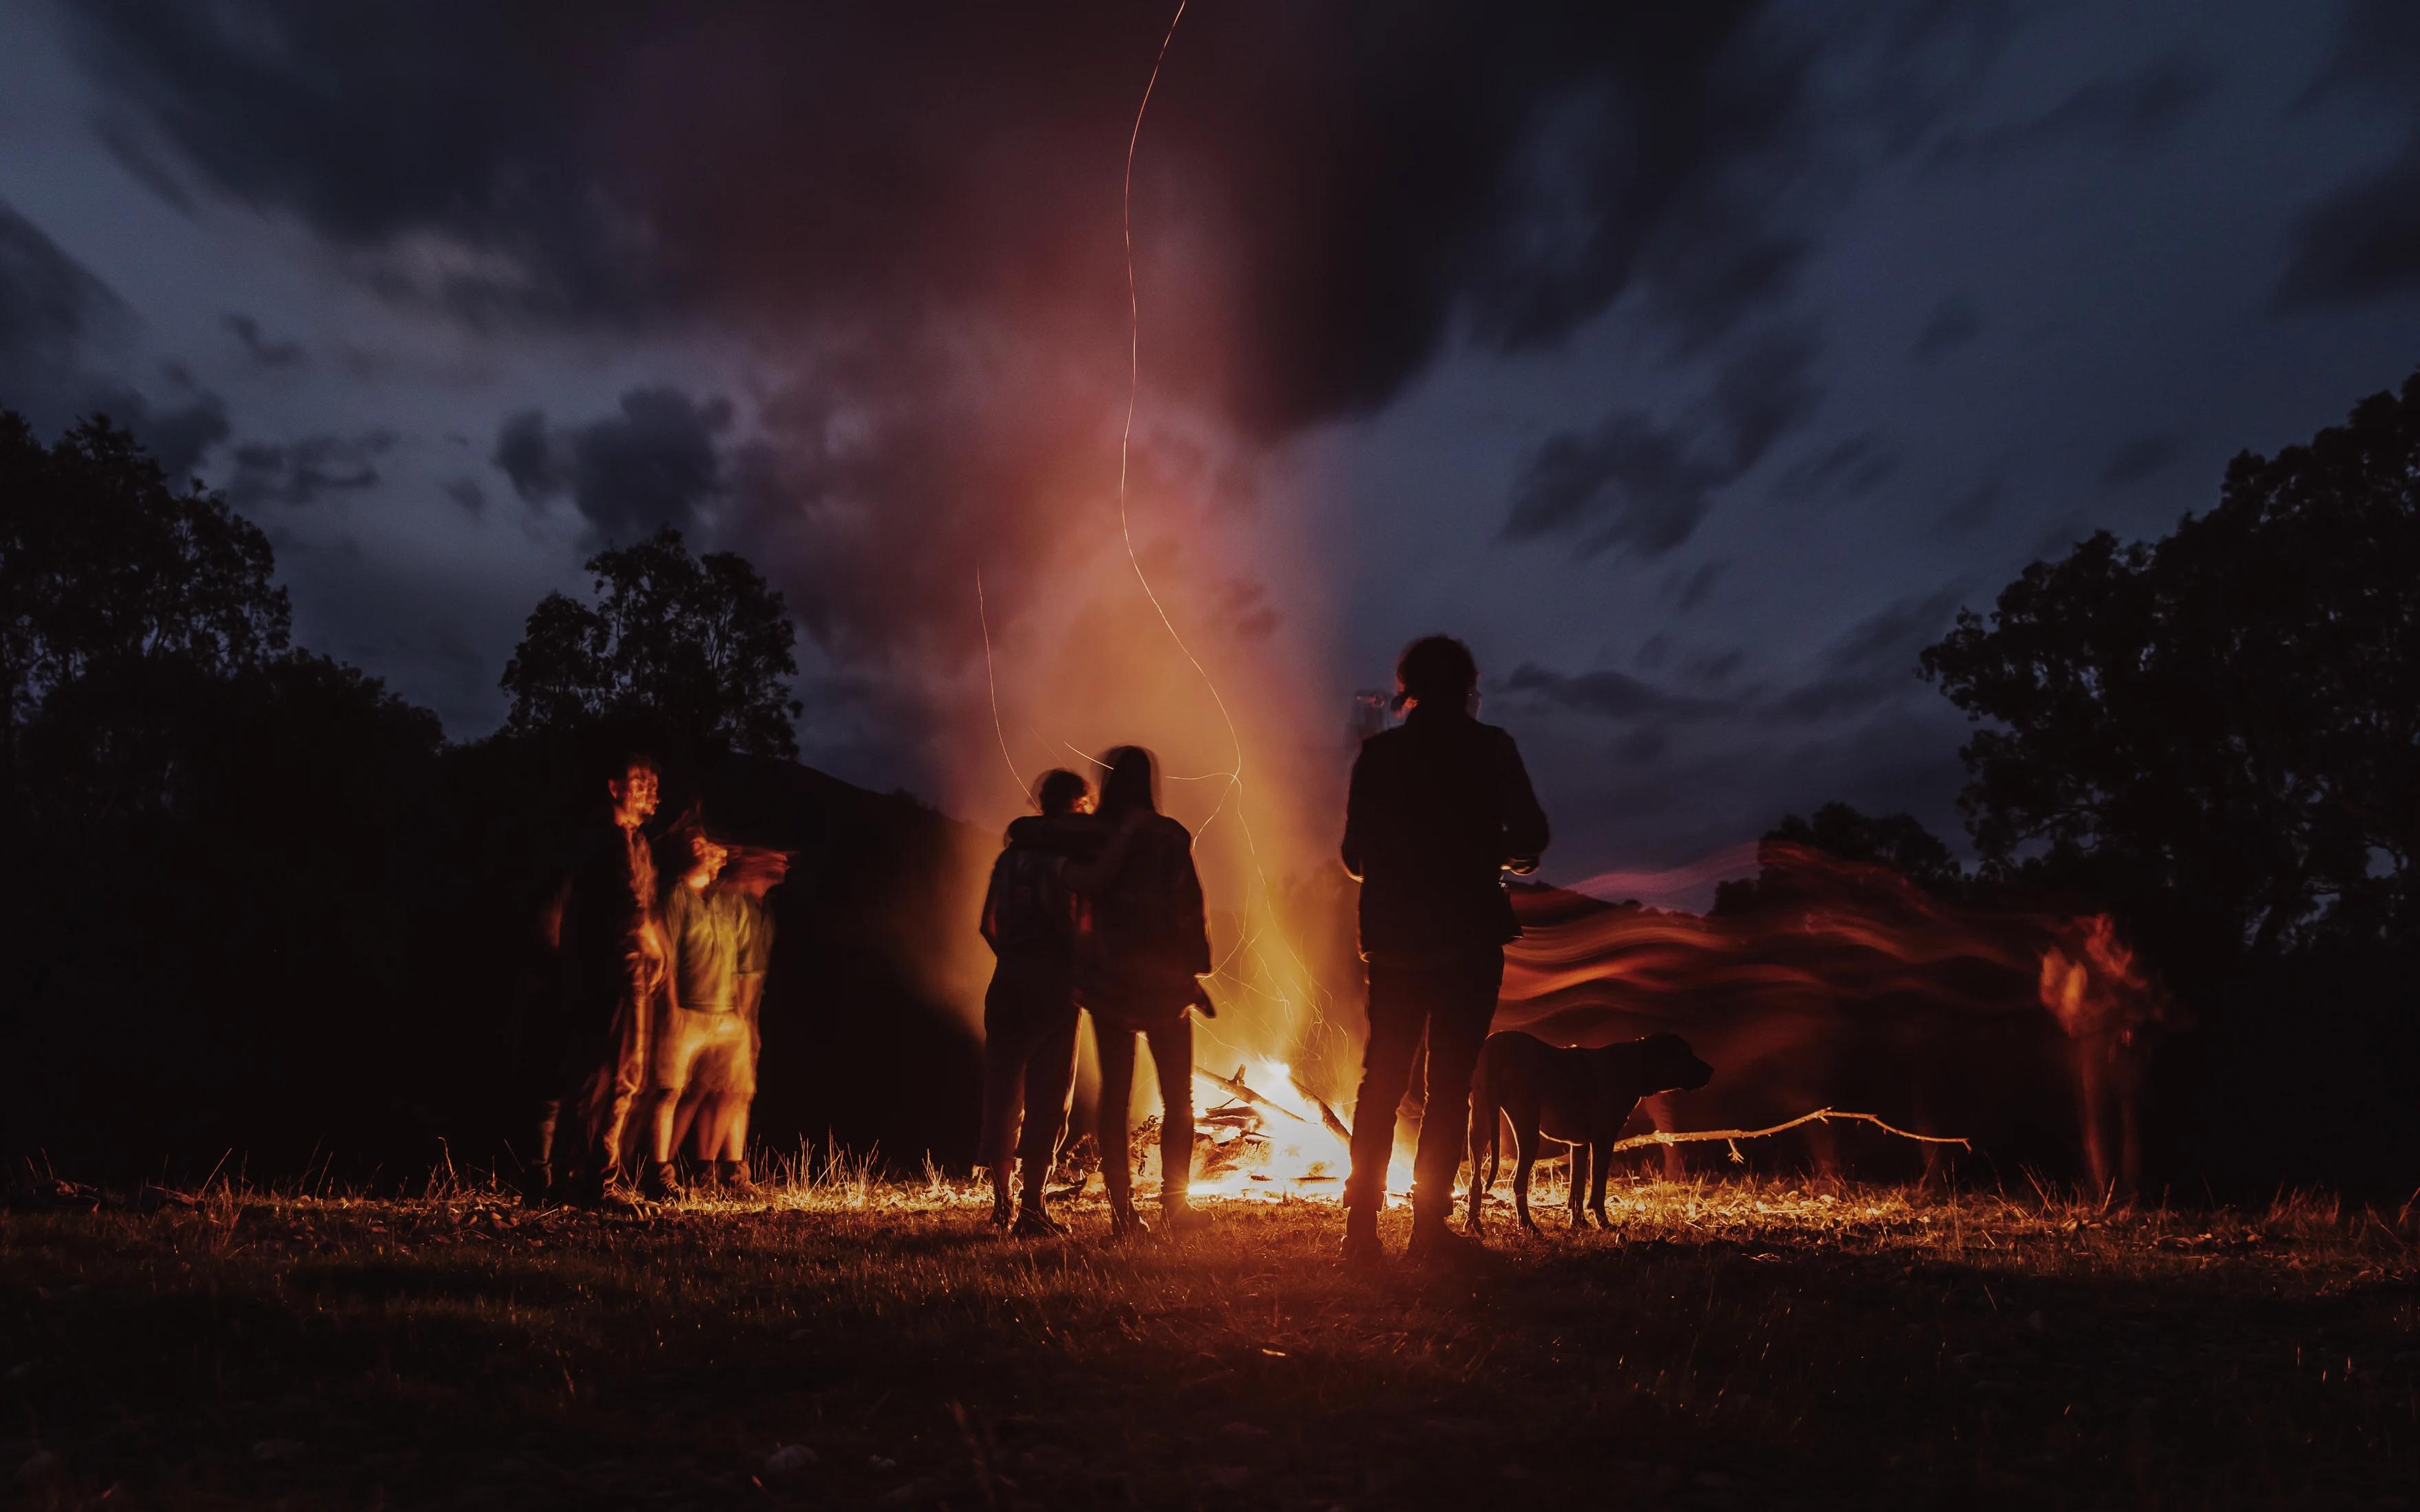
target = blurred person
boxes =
[538,751,668,1211]
[640,826,769,1199]
[1339,636,1548,1266]
[676,843,789,1197]
[1084,746,1213,1238]
[976,768,1098,1236]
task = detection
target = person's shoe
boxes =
[989,1190,1015,1227]
[1011,1204,1069,1238]
[1341,1206,1384,1268]
[520,1163,556,1209]
[588,1178,646,1216]
[1158,1197,1211,1234]
[639,1160,684,1203]
[715,1159,762,1200]
[1108,1202,1151,1239]
[1405,1216,1485,1271]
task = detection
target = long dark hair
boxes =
[1097,745,1158,817]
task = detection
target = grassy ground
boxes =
[3,1166,2416,1511]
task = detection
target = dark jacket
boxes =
[1341,705,1548,961]
[561,818,659,1008]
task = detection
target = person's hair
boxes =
[1034,768,1090,816]
[1396,634,1479,709]
[1097,745,1159,816]
[610,750,659,784]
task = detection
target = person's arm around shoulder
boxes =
[1340,738,1376,882]
[1493,725,1549,876]
[1168,816,1212,977]
[1061,809,1145,895]
[978,849,1010,956]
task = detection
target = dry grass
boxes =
[4,1166,2417,1509]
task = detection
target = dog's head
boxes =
[1637,1032,1713,1094]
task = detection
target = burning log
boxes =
[1286,1070,1355,1145]
[1193,1065,1312,1124]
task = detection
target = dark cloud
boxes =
[1936,474,2001,538]
[2274,0,2420,310]
[1926,52,2214,170]
[1500,662,1728,722]
[0,199,229,477]
[65,3,1817,438]
[226,429,396,507]
[494,386,733,542]
[225,312,306,368]
[1686,645,1746,686]
[2274,142,2420,311]
[1910,292,1981,361]
[1665,560,1727,614]
[1501,324,1818,557]
[1773,430,1899,502]
[442,476,486,515]
[2100,430,2181,489]
[1766,584,1963,723]
[0,199,126,381]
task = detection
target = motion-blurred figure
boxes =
[538,751,668,1210]
[1340,636,1548,1265]
[976,768,1097,1236]
[641,827,777,1199]
[680,843,787,1195]
[1084,746,1213,1238]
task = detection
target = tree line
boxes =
[3,367,2415,1188]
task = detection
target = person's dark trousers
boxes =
[978,955,1081,1192]
[1343,950,1504,1224]
[1096,1014,1196,1208]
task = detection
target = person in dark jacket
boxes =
[977,768,1098,1236]
[538,751,668,1211]
[1339,636,1548,1265]
[1085,746,1213,1237]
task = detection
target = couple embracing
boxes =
[978,745,1212,1238]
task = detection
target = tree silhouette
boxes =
[500,526,803,759]
[2,412,289,786]
[1922,368,2420,959]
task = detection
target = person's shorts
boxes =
[650,1006,756,1097]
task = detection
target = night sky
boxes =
[4,0,2417,891]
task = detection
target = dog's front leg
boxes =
[1590,1137,1615,1228]
[1565,1139,1590,1231]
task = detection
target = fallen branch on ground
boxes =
[1613,1109,1969,1164]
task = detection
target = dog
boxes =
[1465,1031,1713,1234]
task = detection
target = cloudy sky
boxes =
[3,0,2417,891]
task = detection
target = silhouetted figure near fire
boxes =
[977,768,1098,1236]
[1086,746,1213,1238]
[1340,635,1548,1266]
[537,751,668,1210]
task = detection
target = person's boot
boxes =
[1159,1188,1210,1233]
[1341,1204,1383,1267]
[988,1167,1015,1227]
[1108,1199,1151,1239]
[1405,1212,1484,1271]
[520,1161,555,1209]
[584,1166,643,1214]
[1011,1199,1069,1238]
[639,1159,683,1203]
[716,1158,760,1200]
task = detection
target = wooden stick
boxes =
[1191,1065,1311,1124]
[1612,1109,1968,1153]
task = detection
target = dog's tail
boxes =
[1464,1039,1503,1233]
